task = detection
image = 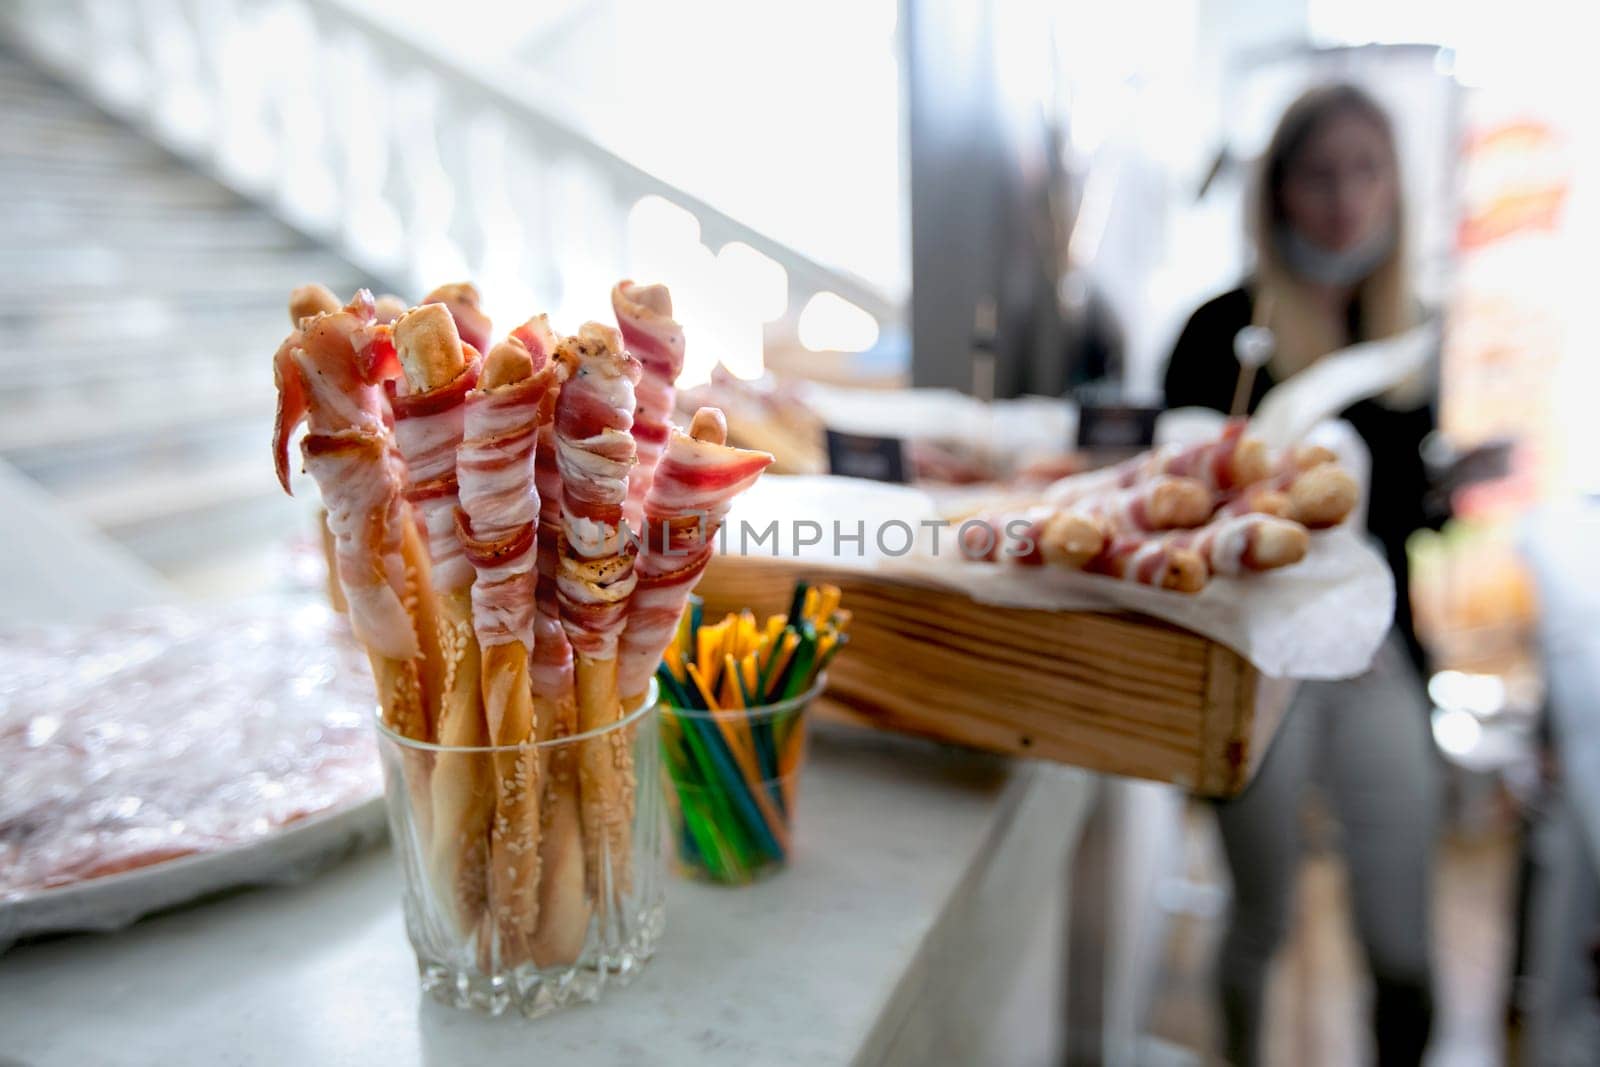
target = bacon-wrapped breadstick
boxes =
[272,291,433,739]
[507,316,592,966]
[1214,485,1293,520]
[1125,418,1270,492]
[1284,457,1358,529]
[275,285,347,611]
[958,506,1107,569]
[288,282,341,326]
[617,408,774,708]
[1164,513,1310,576]
[1214,444,1358,529]
[373,293,409,325]
[391,304,492,942]
[1084,537,1210,593]
[456,335,559,967]
[1077,475,1213,532]
[391,305,485,735]
[613,280,686,534]
[554,323,641,900]
[422,281,493,354]
[1042,421,1269,507]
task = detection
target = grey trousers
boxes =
[1212,638,1442,1066]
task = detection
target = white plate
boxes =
[1,795,386,952]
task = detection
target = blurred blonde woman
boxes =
[1165,84,1443,1066]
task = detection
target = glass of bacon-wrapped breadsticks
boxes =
[271,280,772,1015]
[957,420,1361,590]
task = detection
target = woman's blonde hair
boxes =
[1252,83,1414,379]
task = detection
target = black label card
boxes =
[1076,403,1160,452]
[825,428,908,483]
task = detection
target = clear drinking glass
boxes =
[374,685,663,1016]
[659,677,823,885]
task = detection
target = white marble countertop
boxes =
[0,459,1097,1065]
[0,728,1091,1066]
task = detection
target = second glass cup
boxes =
[660,677,823,884]
[375,685,664,1016]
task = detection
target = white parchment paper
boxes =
[724,465,1394,681]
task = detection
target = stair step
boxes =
[0,209,310,251]
[60,455,283,531]
[0,387,270,455]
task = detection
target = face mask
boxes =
[1275,224,1395,287]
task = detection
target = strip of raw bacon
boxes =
[617,408,774,706]
[275,285,367,492]
[276,292,432,741]
[613,280,686,534]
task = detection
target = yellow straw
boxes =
[719,653,743,710]
[816,584,841,622]
[686,661,722,712]
[690,661,789,851]
[740,653,759,699]
[763,633,801,701]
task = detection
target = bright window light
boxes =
[628,195,701,259]
[798,292,879,353]
[1431,707,1483,759]
[716,242,788,323]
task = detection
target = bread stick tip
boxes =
[689,407,728,445]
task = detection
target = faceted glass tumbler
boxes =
[375,686,663,1016]
[659,678,822,885]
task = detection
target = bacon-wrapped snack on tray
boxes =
[1214,485,1293,520]
[1084,536,1210,593]
[1076,475,1213,532]
[1214,443,1358,529]
[1125,418,1270,493]
[456,335,560,968]
[1164,513,1310,577]
[391,303,492,943]
[554,323,641,901]
[613,280,686,534]
[272,291,434,740]
[957,506,1107,569]
[617,407,774,709]
[1041,421,1268,507]
[1282,450,1359,529]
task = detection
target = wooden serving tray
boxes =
[696,555,1294,797]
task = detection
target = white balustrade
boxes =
[2,0,897,384]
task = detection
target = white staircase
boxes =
[0,1,898,593]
